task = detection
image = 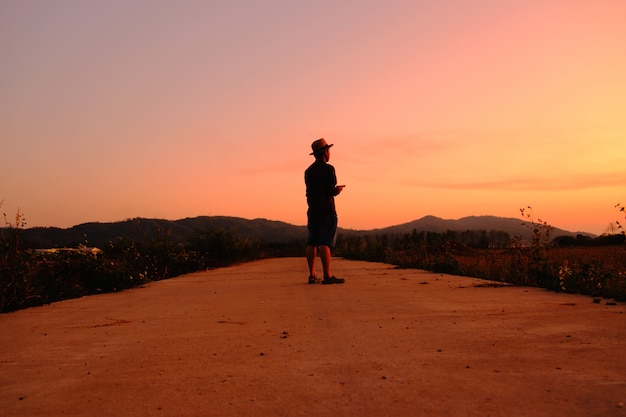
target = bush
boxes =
[0,212,263,313]
[336,208,626,301]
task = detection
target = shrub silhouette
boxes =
[0,210,262,313]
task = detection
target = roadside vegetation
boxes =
[336,206,626,302]
[1,204,624,313]
[0,208,265,313]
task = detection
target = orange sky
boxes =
[1,1,625,235]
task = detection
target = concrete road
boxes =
[1,258,625,417]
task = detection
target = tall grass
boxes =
[336,207,626,301]
[1,208,39,311]
[0,210,262,313]
[2,205,625,312]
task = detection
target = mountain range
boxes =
[14,215,592,249]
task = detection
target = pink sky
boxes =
[1,1,625,235]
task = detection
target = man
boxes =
[305,138,345,284]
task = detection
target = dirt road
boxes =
[1,258,625,416]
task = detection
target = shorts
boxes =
[306,215,338,247]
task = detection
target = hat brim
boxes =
[310,143,333,155]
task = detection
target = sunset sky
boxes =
[2,1,625,235]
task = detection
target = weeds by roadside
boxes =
[336,207,625,301]
[0,210,262,313]
[1,207,39,311]
[616,203,625,235]
[2,204,625,313]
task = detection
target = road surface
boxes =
[1,258,625,416]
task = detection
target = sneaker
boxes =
[308,276,320,284]
[322,276,345,285]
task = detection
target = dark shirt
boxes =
[305,159,338,221]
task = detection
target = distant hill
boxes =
[14,215,592,249]
[368,215,591,240]
[17,216,308,248]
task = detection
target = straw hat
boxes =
[310,138,333,155]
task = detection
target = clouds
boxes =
[397,171,626,192]
[337,124,626,198]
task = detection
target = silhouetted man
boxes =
[305,138,345,284]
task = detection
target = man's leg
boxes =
[318,245,332,279]
[306,245,317,277]
[318,246,344,284]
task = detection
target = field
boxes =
[454,245,626,298]
[336,232,626,301]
